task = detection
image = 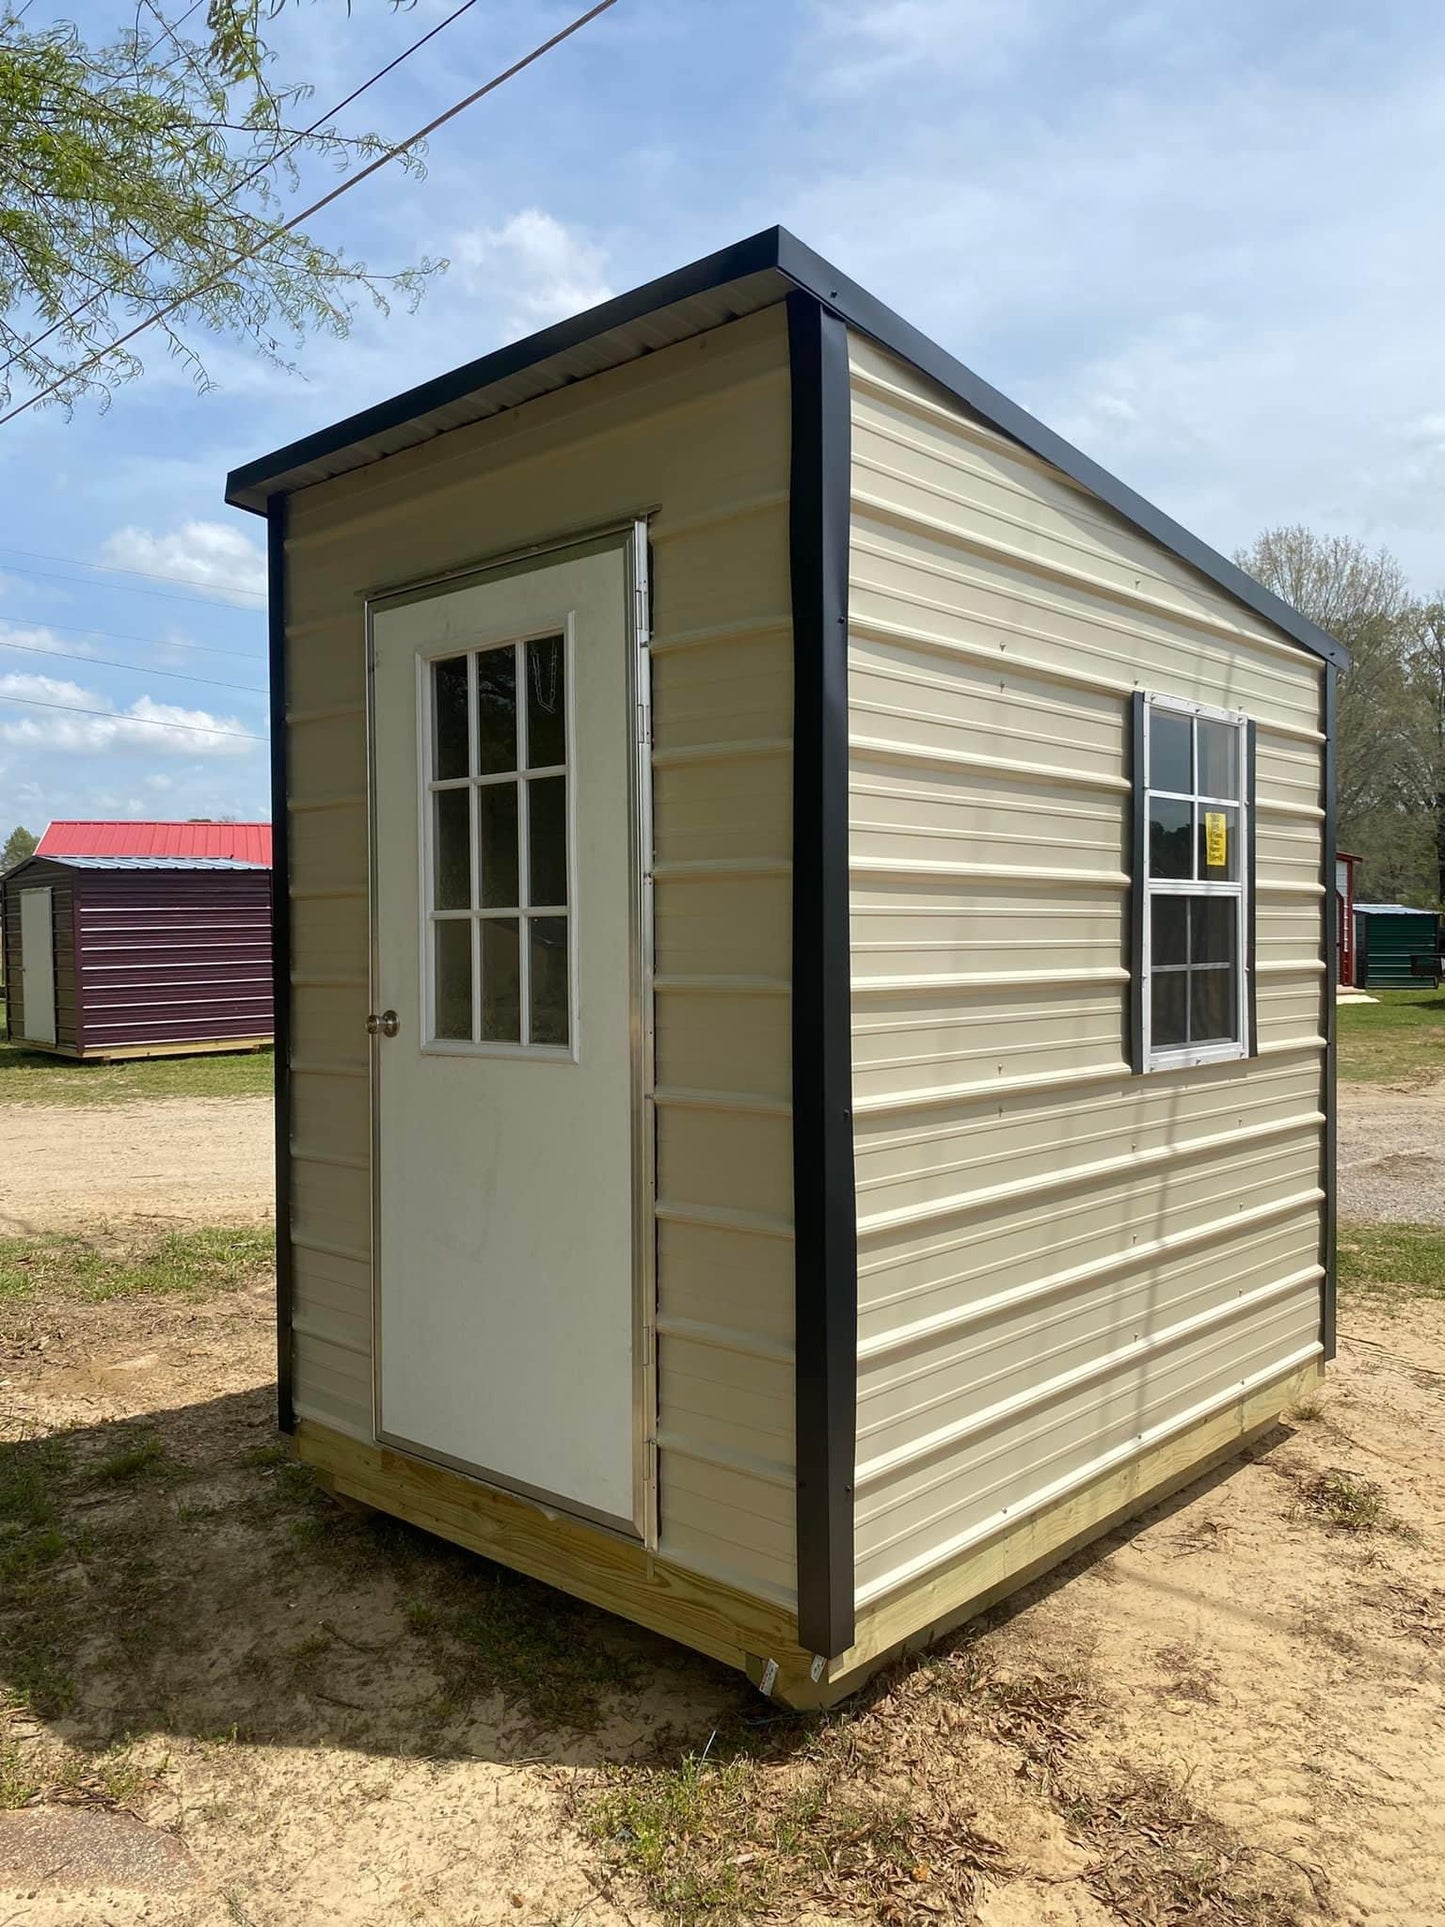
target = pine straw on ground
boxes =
[582,1642,1326,1926]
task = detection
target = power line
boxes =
[0,541,264,599]
[0,615,260,661]
[0,691,265,740]
[0,635,266,693]
[0,558,264,613]
[6,0,489,376]
[0,0,620,427]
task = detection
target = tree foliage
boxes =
[0,0,440,413]
[1236,525,1443,905]
[1,823,36,870]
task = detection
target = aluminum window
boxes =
[422,632,573,1053]
[1138,694,1253,1072]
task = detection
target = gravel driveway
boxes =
[1337,1078,1445,1223]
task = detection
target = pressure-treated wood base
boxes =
[12,1036,271,1062]
[295,1355,1323,1710]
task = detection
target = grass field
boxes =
[1337,1221,1445,1303]
[1337,987,1445,1084]
[0,1037,273,1104]
[0,1225,274,1307]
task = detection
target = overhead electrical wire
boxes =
[0,614,261,660]
[0,634,265,693]
[0,691,266,739]
[0,559,265,612]
[0,0,620,426]
[0,540,265,597]
[7,0,489,375]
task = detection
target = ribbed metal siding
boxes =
[846,333,1327,1609]
[281,307,798,1607]
[1354,909,1439,989]
[73,869,273,1053]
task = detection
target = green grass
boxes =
[0,1038,273,1105]
[1337,988,1445,1085]
[0,1225,275,1306]
[1337,1221,1445,1302]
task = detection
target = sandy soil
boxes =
[1338,1078,1445,1223]
[0,1097,273,1235]
[0,1086,1440,1923]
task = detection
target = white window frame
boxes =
[1140,692,1251,1073]
[417,618,578,1060]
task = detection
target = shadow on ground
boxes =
[0,1367,1299,1781]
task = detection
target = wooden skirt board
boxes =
[294,1355,1322,1708]
[13,1036,272,1062]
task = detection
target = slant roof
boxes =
[225,225,1346,671]
[37,820,272,865]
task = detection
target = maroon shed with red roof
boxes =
[2,828,272,1059]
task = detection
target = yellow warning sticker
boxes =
[1204,811,1228,869]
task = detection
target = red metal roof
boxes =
[36,820,272,865]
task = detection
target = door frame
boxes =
[19,885,56,1046]
[362,518,658,1546]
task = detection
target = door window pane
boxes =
[1190,965,1236,1043]
[1148,797,1192,878]
[529,917,569,1047]
[526,635,566,769]
[1149,709,1192,794]
[1197,804,1239,880]
[476,646,517,774]
[433,655,470,779]
[434,920,473,1039]
[528,775,567,908]
[434,789,471,910]
[481,918,521,1042]
[1151,897,1188,966]
[1197,718,1239,800]
[479,782,519,909]
[1152,971,1188,1048]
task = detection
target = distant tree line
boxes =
[1237,527,1445,906]
[1,825,36,873]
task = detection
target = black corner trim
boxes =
[1320,668,1338,1361]
[268,495,296,1434]
[1128,692,1146,1076]
[1246,719,1260,1059]
[788,291,857,1660]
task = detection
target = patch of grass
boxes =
[1338,1221,1445,1302]
[0,1039,273,1105]
[1337,988,1445,1085]
[0,1225,274,1306]
[91,1436,168,1484]
[1297,1467,1393,1533]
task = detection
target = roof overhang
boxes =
[226,225,1348,672]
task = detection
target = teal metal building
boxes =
[1353,904,1441,990]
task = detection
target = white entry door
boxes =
[19,887,56,1046]
[370,534,645,1534]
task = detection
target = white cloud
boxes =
[454,211,613,337]
[98,520,267,604]
[0,672,259,757]
[0,622,98,661]
[811,0,1038,86]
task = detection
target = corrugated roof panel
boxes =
[36,820,273,864]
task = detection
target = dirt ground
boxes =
[1337,1079,1445,1224]
[0,1088,1442,1925]
[0,1097,272,1235]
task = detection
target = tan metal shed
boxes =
[226,228,1343,1706]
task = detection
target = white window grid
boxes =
[1141,692,1251,1072]
[419,627,576,1057]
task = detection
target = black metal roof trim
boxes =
[227,224,1347,671]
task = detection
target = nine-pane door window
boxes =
[1141,695,1251,1070]
[423,633,571,1051]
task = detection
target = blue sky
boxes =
[1,0,1443,831]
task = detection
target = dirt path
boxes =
[1,1277,1441,1925]
[1338,1077,1445,1222]
[0,1097,273,1235]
